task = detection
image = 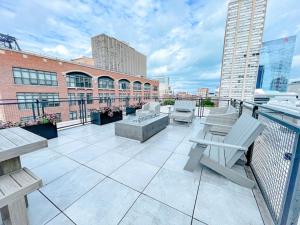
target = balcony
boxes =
[20,116,263,225]
[0,97,299,225]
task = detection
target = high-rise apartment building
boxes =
[92,34,147,77]
[219,0,267,101]
[257,36,296,92]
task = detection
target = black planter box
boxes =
[126,107,137,115]
[126,107,142,115]
[91,111,123,125]
[22,123,58,139]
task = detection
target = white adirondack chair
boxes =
[204,105,239,135]
[185,113,264,188]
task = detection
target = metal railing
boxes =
[231,100,300,225]
[0,96,235,129]
[0,96,300,224]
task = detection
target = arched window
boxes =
[98,76,114,89]
[133,81,142,91]
[66,72,92,88]
[119,79,130,90]
[144,83,151,91]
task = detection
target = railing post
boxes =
[83,99,87,123]
[278,133,300,225]
[108,97,112,107]
[78,98,83,125]
[197,98,200,117]
[36,99,40,116]
[239,101,243,117]
[41,100,47,115]
[31,102,36,121]
[246,105,258,165]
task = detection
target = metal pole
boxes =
[78,99,83,124]
[239,101,243,117]
[31,102,36,121]
[108,97,112,107]
[279,133,300,225]
[83,99,87,123]
[36,99,40,116]
[198,98,200,117]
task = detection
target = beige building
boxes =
[92,34,147,77]
[152,75,172,97]
[71,56,94,66]
[219,0,267,101]
[197,88,209,97]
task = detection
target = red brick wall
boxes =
[0,49,159,122]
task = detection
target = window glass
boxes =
[87,93,93,104]
[98,77,114,89]
[119,80,130,90]
[66,73,92,88]
[16,92,60,110]
[12,68,58,86]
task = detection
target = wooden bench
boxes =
[0,168,42,225]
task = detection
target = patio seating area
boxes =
[15,116,264,225]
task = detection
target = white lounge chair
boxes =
[170,100,196,123]
[136,102,160,117]
[185,113,264,188]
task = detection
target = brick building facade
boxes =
[0,48,159,123]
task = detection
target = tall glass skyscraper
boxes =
[257,36,296,92]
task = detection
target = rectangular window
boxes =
[69,111,77,120]
[16,92,60,110]
[86,93,93,104]
[68,93,76,106]
[99,93,110,103]
[13,68,58,86]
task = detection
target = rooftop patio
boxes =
[17,117,264,225]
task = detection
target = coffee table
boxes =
[115,114,169,142]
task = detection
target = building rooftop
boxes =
[18,117,264,225]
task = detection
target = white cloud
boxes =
[151,66,169,75]
[2,0,299,93]
[149,44,181,63]
[42,45,70,57]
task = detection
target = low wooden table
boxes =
[115,114,169,142]
[0,127,47,222]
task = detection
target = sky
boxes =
[0,0,300,94]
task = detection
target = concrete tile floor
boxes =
[20,117,264,225]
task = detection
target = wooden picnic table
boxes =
[0,127,47,222]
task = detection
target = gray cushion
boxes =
[176,108,191,112]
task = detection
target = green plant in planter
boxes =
[162,99,175,106]
[203,98,215,107]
